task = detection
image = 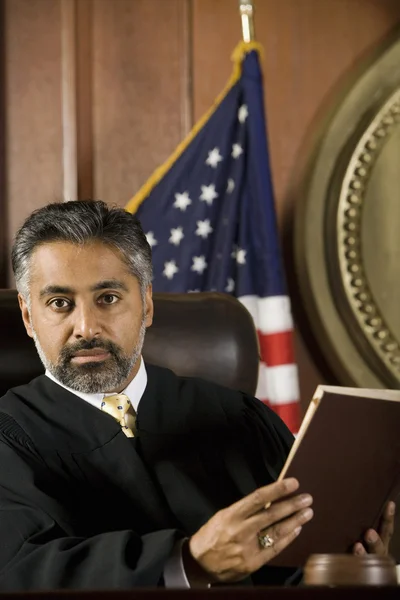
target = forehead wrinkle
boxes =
[90,280,129,292]
[39,285,76,298]
[29,241,138,298]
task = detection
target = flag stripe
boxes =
[239,294,294,334]
[131,46,301,433]
[258,330,295,367]
[256,362,299,406]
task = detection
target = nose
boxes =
[72,303,102,341]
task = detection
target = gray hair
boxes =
[11,200,153,300]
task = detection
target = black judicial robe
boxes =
[0,364,295,591]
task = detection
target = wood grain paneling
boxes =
[3,0,400,406]
[192,0,400,409]
[5,0,63,283]
[76,0,93,200]
[61,0,78,202]
[92,0,191,206]
[193,0,400,220]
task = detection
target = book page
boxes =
[277,386,323,482]
[264,387,323,507]
[318,385,400,402]
[268,384,400,509]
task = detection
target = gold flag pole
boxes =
[238,0,255,42]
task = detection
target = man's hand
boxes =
[353,501,395,557]
[185,478,313,584]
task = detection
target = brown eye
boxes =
[101,294,118,305]
[49,298,70,310]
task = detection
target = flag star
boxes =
[169,226,184,246]
[225,278,235,293]
[232,143,243,159]
[191,255,208,274]
[226,178,235,194]
[200,184,219,206]
[174,191,192,211]
[205,147,223,168]
[238,104,249,123]
[236,248,247,265]
[163,260,179,280]
[231,245,238,259]
[195,219,213,239]
[145,231,158,247]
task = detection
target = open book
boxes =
[270,385,400,567]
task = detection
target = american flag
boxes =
[126,43,300,434]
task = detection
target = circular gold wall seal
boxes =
[296,33,400,389]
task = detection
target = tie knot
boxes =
[100,393,136,437]
[101,393,131,421]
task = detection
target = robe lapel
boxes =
[70,432,176,532]
[29,376,176,533]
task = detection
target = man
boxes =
[0,200,394,590]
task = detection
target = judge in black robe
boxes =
[0,362,295,590]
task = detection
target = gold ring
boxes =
[258,532,274,549]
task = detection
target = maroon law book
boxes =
[270,386,400,567]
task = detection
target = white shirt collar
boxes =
[45,357,147,413]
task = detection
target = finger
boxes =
[247,493,313,535]
[233,479,299,519]
[364,529,386,555]
[379,502,395,550]
[263,507,314,544]
[206,524,304,583]
[254,522,304,571]
[353,542,367,556]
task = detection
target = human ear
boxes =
[18,293,34,338]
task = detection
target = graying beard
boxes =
[31,319,146,394]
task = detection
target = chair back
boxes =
[0,290,259,397]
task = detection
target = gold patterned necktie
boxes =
[100,393,135,438]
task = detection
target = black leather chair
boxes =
[0,290,259,397]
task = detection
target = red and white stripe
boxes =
[238,295,300,435]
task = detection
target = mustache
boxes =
[60,338,123,362]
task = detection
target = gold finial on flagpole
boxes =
[238,0,255,42]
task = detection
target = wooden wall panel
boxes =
[3,0,400,408]
[192,0,400,409]
[76,0,93,201]
[5,0,63,283]
[92,0,190,206]
[192,0,400,220]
